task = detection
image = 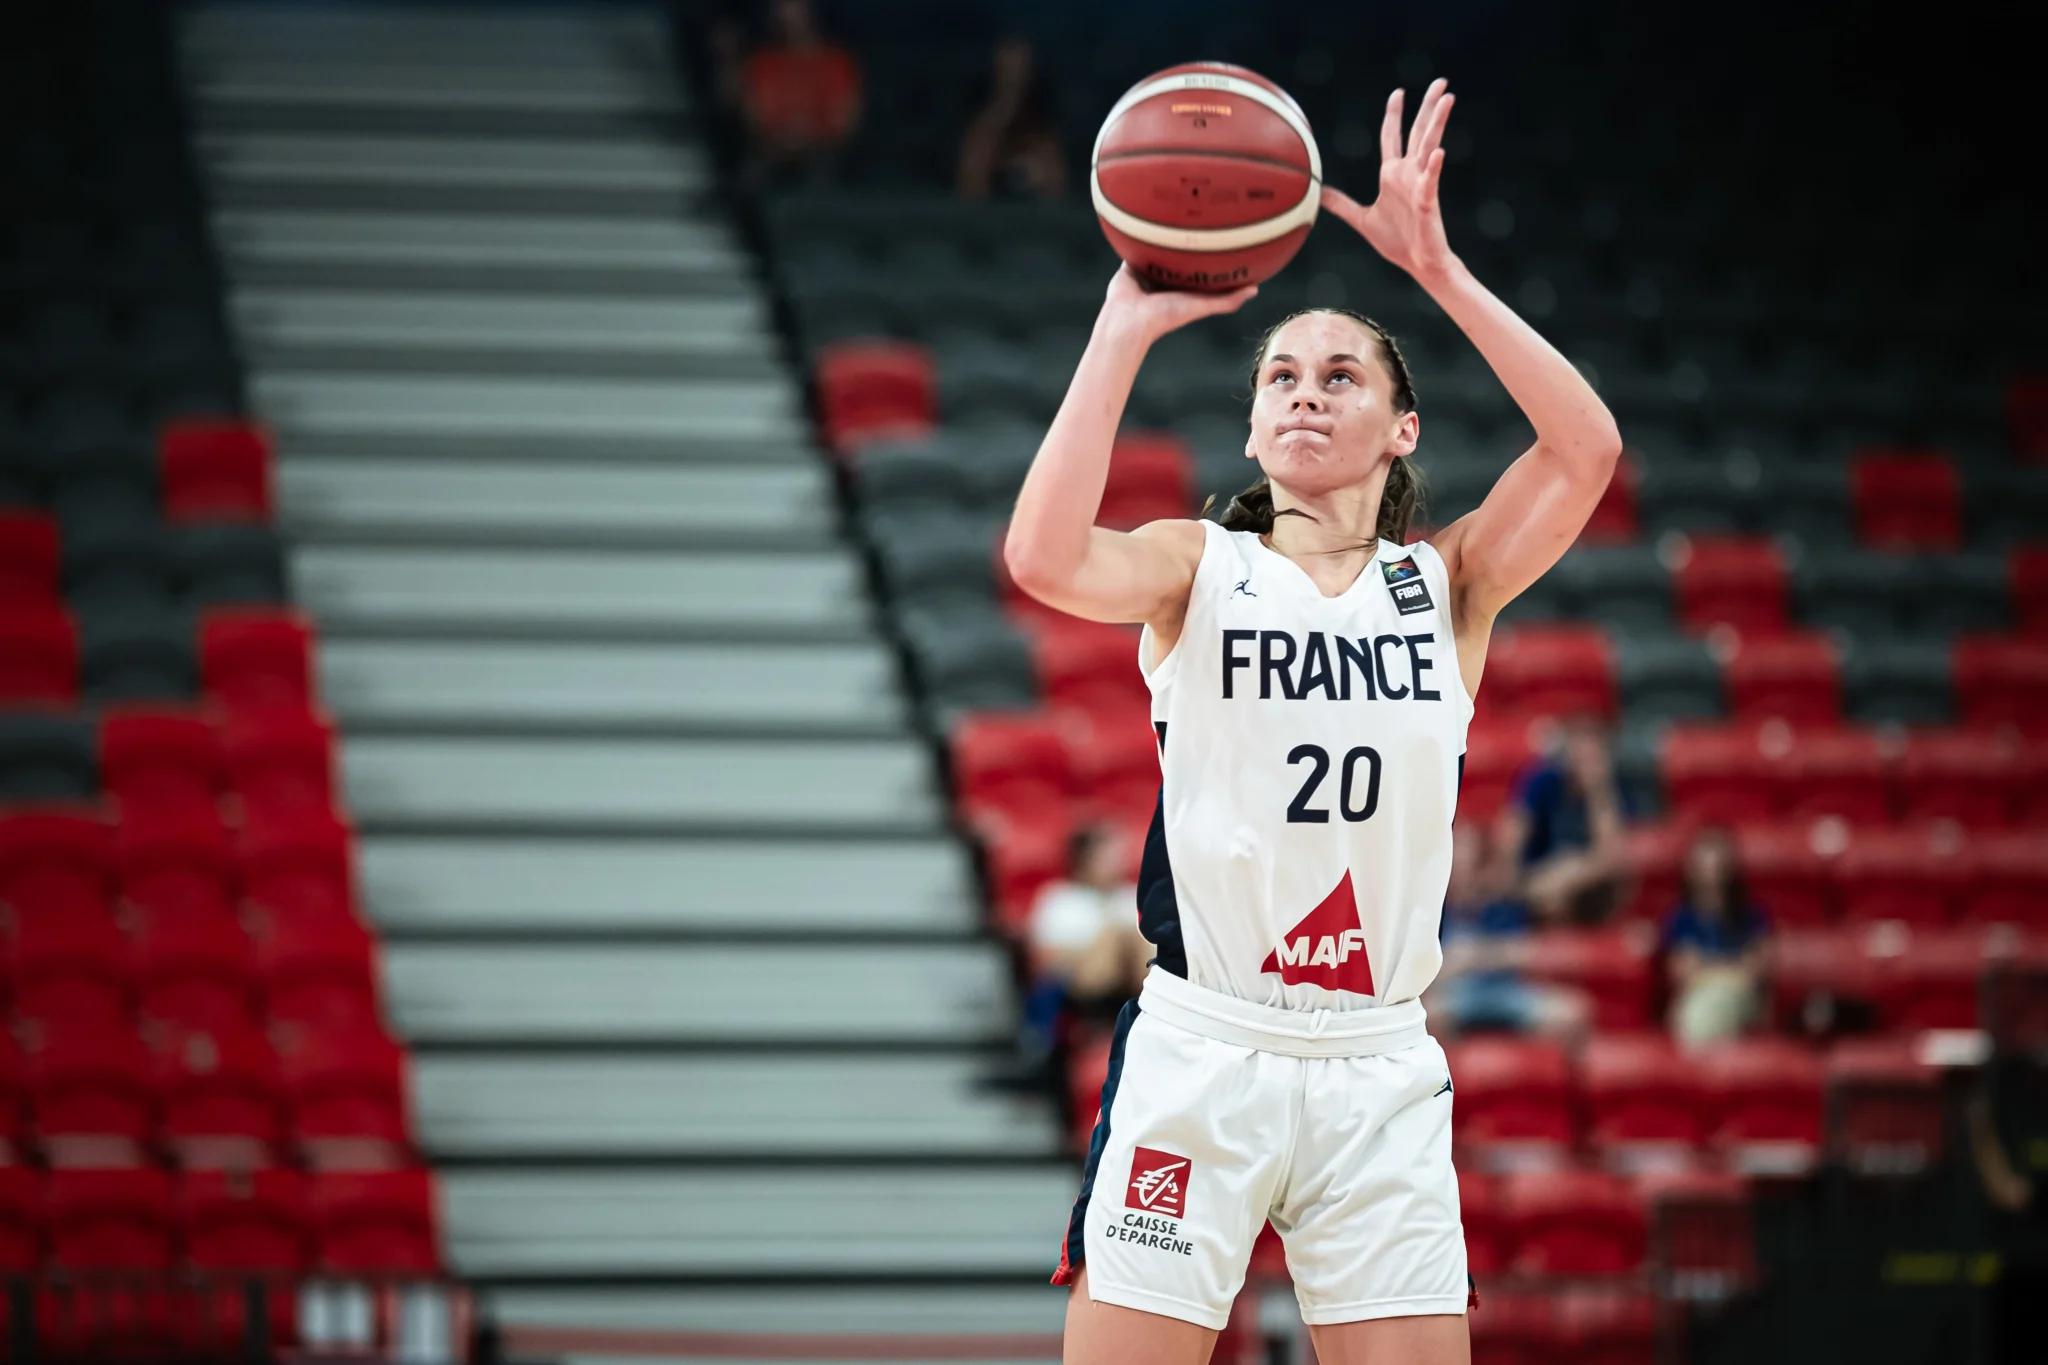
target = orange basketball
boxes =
[1091,62,1321,293]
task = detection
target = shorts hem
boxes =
[1297,1292,1470,1325]
[1084,1279,1231,1331]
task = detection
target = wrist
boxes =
[1094,308,1160,352]
[1410,252,1468,291]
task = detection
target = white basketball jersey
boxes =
[1134,519,1474,1012]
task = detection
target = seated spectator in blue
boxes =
[1662,825,1772,1048]
[1425,824,1590,1042]
[1497,714,1633,924]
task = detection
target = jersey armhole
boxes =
[1413,539,1476,718]
[1137,519,1217,689]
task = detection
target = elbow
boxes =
[1002,537,1063,599]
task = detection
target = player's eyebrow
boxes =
[1266,353,1363,366]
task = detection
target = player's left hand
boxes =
[1321,78,1458,281]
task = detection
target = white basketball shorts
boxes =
[1052,965,1469,1330]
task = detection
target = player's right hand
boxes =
[1100,264,1257,344]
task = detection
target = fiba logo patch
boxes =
[1382,555,1435,616]
[1125,1146,1191,1219]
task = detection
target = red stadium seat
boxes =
[2010,376,2048,462]
[1952,636,2048,735]
[135,911,257,1034]
[26,1028,157,1162]
[0,509,60,603]
[1098,433,1193,530]
[1895,728,2026,829]
[1659,724,1775,823]
[119,803,240,928]
[1835,824,1969,927]
[2013,547,2048,635]
[1521,927,1655,1029]
[948,711,1075,824]
[199,609,317,712]
[1963,831,2048,928]
[1458,720,1539,826]
[1061,704,1161,823]
[1466,1290,1555,1365]
[0,803,114,924]
[1776,726,1890,823]
[1673,535,1790,637]
[1826,1035,1944,1173]
[280,1027,413,1166]
[1851,449,1961,550]
[8,911,133,1028]
[1027,618,1148,721]
[1868,924,2014,1031]
[1446,1037,1575,1163]
[1552,1287,1657,1365]
[238,807,358,924]
[1638,1167,1755,1296]
[1066,1033,1112,1157]
[1501,1169,1646,1277]
[1482,626,1616,723]
[159,418,275,522]
[252,912,381,1033]
[156,1025,285,1168]
[310,1169,440,1275]
[976,803,1074,937]
[1579,450,1639,544]
[46,1168,175,1269]
[815,341,936,455]
[1730,821,1837,926]
[181,1168,310,1272]
[1618,821,1690,920]
[220,707,337,819]
[99,705,222,816]
[1696,1038,1825,1171]
[1723,632,1841,725]
[0,605,79,702]
[0,1166,39,1273]
[1459,1169,1506,1277]
[0,1033,25,1161]
[1579,1033,1704,1162]
[1768,926,1881,1028]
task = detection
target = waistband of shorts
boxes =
[1136,965,1429,1058]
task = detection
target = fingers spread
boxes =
[1405,78,1446,159]
[1418,90,1455,161]
[1379,89,1404,166]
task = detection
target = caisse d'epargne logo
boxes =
[1125,1146,1190,1220]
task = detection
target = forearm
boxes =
[1003,314,1149,580]
[1414,257,1622,462]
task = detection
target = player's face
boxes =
[1247,313,1413,495]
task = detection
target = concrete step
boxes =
[359,833,974,937]
[412,1053,1056,1160]
[342,733,939,833]
[385,943,1011,1046]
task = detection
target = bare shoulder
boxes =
[1128,516,1208,571]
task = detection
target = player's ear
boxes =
[1391,411,1420,459]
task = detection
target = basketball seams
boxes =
[1092,71,1321,182]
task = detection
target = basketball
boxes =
[1091,61,1321,293]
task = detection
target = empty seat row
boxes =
[0,1023,407,1168]
[0,605,316,709]
[0,802,360,927]
[0,1166,437,1275]
[0,703,335,809]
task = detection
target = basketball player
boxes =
[1004,80,1623,1364]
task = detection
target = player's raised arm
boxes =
[1320,78,1624,624]
[1002,266,1255,626]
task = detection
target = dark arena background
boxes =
[0,0,2041,1362]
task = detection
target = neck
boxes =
[1263,465,1390,558]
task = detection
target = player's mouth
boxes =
[1276,419,1333,438]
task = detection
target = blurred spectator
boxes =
[955,36,1068,201]
[1497,715,1633,923]
[723,0,862,188]
[983,822,1146,1095]
[1661,825,1772,1047]
[1425,824,1590,1042]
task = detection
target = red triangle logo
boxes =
[1259,871,1375,994]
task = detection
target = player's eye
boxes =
[1271,369,1294,383]
[1328,371,1354,385]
